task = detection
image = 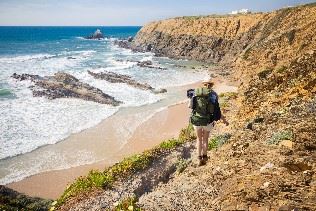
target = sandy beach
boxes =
[6,79,237,200]
[7,102,191,199]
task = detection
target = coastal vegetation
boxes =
[54,124,196,208]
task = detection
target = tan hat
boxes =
[202,78,214,86]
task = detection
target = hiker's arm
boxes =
[221,114,229,126]
[188,98,193,108]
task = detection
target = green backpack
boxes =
[190,87,215,126]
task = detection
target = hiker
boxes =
[188,79,229,166]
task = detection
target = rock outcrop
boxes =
[130,3,316,73]
[113,38,132,49]
[0,185,52,211]
[12,72,121,106]
[87,71,167,94]
[85,29,104,40]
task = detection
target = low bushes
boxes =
[54,124,195,208]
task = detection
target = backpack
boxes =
[190,87,221,126]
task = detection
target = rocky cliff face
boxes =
[131,3,316,74]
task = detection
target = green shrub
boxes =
[266,130,293,145]
[208,133,232,150]
[178,124,196,142]
[159,138,182,150]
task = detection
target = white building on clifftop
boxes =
[231,9,251,14]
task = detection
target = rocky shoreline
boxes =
[12,72,122,106]
[11,60,169,105]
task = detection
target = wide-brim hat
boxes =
[202,78,214,86]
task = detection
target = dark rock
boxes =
[12,73,42,81]
[113,40,132,49]
[88,70,167,94]
[253,116,265,123]
[0,185,52,211]
[137,60,167,70]
[12,72,121,106]
[127,36,134,42]
[85,29,104,40]
[246,122,253,130]
[257,68,273,79]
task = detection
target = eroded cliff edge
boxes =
[131,4,315,77]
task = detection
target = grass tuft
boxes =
[266,130,293,145]
[276,65,287,73]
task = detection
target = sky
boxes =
[0,0,315,26]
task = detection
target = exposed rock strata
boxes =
[12,72,121,106]
[130,4,316,74]
[87,71,167,94]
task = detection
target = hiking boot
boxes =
[202,155,208,164]
[198,156,206,166]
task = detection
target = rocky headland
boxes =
[3,3,316,211]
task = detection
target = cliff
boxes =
[131,3,316,76]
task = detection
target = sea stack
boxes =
[86,29,104,40]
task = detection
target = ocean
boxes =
[0,26,207,185]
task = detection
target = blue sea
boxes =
[0,26,207,185]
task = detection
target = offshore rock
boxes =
[11,72,121,106]
[85,29,104,40]
[88,70,167,94]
